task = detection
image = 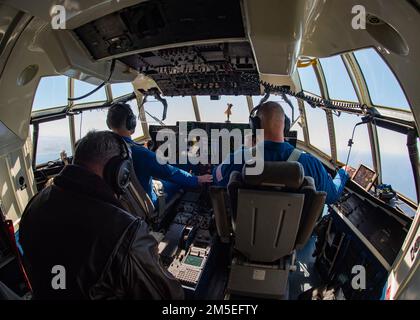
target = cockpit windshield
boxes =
[30,47,416,204]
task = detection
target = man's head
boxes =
[256,101,286,142]
[73,131,124,178]
[106,103,137,137]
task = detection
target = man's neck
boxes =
[86,164,104,179]
[263,134,284,143]
[114,129,132,139]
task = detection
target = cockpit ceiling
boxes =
[73,0,261,96]
[74,0,245,60]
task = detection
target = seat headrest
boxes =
[242,161,304,190]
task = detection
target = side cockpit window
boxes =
[31,78,144,166]
[333,112,373,169]
[377,127,416,202]
[74,79,107,104]
[31,76,72,165]
[32,76,68,111]
[74,100,144,140]
[354,48,410,111]
[74,108,109,141]
[111,83,133,98]
[304,102,330,156]
[298,65,321,97]
[298,65,330,156]
[319,56,358,102]
[33,119,73,165]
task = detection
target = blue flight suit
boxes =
[123,136,198,206]
[212,141,349,204]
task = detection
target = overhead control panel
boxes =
[119,43,260,96]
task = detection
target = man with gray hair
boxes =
[19,131,184,300]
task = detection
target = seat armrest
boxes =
[295,188,327,249]
[227,171,243,218]
[209,186,231,243]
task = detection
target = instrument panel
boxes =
[148,121,250,174]
[148,121,298,174]
[332,192,408,267]
[331,162,413,267]
[347,164,415,218]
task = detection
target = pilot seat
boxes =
[118,163,182,226]
[210,161,326,299]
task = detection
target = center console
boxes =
[157,189,226,298]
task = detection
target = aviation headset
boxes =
[249,100,291,136]
[102,132,132,195]
[106,102,137,132]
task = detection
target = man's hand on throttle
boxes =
[198,174,213,185]
[342,166,355,176]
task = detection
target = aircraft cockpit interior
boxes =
[0,0,419,303]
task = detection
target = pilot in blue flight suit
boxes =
[213,101,352,204]
[106,103,213,207]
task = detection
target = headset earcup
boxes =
[126,114,137,131]
[117,160,131,190]
[124,104,137,131]
[103,157,131,195]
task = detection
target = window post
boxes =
[246,96,253,112]
[295,69,310,146]
[343,53,382,182]
[313,61,337,163]
[68,78,77,155]
[191,96,201,122]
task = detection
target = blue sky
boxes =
[31,48,417,201]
